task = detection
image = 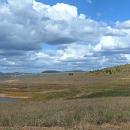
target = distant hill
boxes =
[1,64,130,75]
[42,70,85,73]
[0,72,4,75]
[91,64,130,75]
[0,72,30,76]
[42,70,61,73]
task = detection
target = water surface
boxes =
[0,97,17,102]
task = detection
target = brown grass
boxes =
[0,72,130,100]
[1,122,130,130]
[0,97,130,128]
[1,68,130,129]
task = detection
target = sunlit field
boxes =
[1,65,130,129]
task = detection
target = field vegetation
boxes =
[1,64,130,129]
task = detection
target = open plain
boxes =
[1,65,130,129]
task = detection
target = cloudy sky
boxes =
[0,0,130,72]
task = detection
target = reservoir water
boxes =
[0,97,17,102]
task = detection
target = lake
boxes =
[0,97,17,102]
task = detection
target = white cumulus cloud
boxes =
[0,0,130,72]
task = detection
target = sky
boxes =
[0,0,130,72]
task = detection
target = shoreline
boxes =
[0,93,30,99]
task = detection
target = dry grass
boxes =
[0,97,130,128]
[1,122,130,130]
[1,65,130,129]
[1,72,130,101]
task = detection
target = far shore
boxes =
[0,94,30,99]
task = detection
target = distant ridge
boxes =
[0,72,30,76]
[90,64,130,74]
[42,70,61,73]
[1,64,130,75]
[0,72,3,75]
[42,70,85,73]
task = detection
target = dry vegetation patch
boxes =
[0,97,130,128]
[1,67,130,128]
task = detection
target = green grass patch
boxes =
[32,89,80,101]
[78,90,130,99]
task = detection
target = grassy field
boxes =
[1,64,130,129]
[1,98,130,130]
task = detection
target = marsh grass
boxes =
[0,97,130,127]
[31,89,80,101]
[1,70,130,101]
[77,90,130,99]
